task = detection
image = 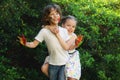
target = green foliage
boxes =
[80,51,95,68]
[0,0,51,80]
[0,56,20,80]
[0,0,120,80]
[53,0,120,80]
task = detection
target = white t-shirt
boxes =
[35,26,69,65]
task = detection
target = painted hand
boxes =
[18,34,27,45]
[75,35,83,47]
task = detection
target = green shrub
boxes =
[0,0,120,79]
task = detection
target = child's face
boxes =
[62,19,76,34]
[49,8,60,25]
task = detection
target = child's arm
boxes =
[69,35,83,50]
[25,40,40,48]
[66,35,77,50]
[18,35,40,48]
[56,33,75,50]
[68,44,77,50]
[66,34,83,50]
[68,42,81,50]
[49,27,75,50]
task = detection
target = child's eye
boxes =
[72,26,75,28]
[67,25,70,27]
[49,13,59,16]
[50,13,54,16]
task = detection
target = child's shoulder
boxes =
[40,25,49,31]
[72,33,77,36]
[72,33,77,38]
[59,26,67,31]
[59,26,68,34]
[37,25,49,33]
[59,26,69,37]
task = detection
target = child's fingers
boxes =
[20,40,24,45]
[17,36,21,40]
[17,36,25,45]
[75,40,83,47]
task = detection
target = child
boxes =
[18,4,75,80]
[41,15,82,80]
[62,15,81,80]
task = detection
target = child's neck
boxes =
[49,24,58,27]
[68,32,73,35]
[45,24,58,30]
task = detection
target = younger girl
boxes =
[41,15,81,80]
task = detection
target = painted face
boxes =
[62,19,76,35]
[49,8,60,25]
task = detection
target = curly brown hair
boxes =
[42,4,62,25]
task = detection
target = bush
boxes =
[53,0,120,80]
[0,0,120,79]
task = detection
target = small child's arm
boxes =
[69,35,83,50]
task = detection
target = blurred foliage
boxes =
[0,0,120,80]
[0,56,20,80]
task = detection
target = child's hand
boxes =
[70,35,77,40]
[17,34,27,46]
[75,35,83,47]
[50,27,59,34]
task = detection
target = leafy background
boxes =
[0,0,120,80]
